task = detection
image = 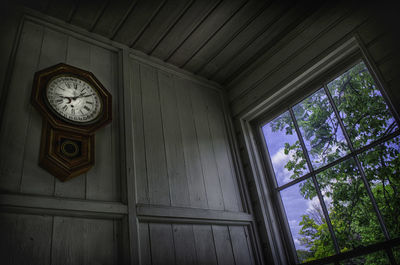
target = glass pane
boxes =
[358,136,400,239]
[340,250,390,265]
[263,111,309,186]
[293,88,349,169]
[327,61,398,149]
[280,180,335,263]
[316,158,385,252]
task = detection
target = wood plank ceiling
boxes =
[18,0,320,86]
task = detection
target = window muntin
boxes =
[261,60,400,264]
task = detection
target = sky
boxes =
[262,113,315,251]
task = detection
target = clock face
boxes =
[46,75,102,123]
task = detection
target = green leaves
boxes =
[268,61,399,263]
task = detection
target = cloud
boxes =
[271,147,292,184]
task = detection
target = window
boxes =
[260,60,400,264]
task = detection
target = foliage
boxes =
[270,62,399,264]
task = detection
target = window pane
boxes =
[292,88,349,169]
[316,158,385,252]
[327,61,398,149]
[358,135,400,239]
[280,180,335,263]
[340,250,390,265]
[263,111,309,186]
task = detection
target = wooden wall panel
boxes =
[130,59,244,211]
[52,216,118,265]
[0,212,52,265]
[149,223,176,265]
[139,222,257,265]
[141,63,170,206]
[176,78,208,209]
[0,21,44,192]
[0,19,121,201]
[158,71,190,207]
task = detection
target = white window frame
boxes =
[239,35,400,265]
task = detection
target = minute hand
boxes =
[77,94,95,98]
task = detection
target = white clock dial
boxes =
[46,75,102,123]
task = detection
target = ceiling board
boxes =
[113,0,166,45]
[185,0,272,74]
[132,0,193,54]
[166,0,247,67]
[45,0,77,22]
[91,0,134,38]
[70,0,108,31]
[213,3,316,84]
[17,0,324,86]
[150,0,221,61]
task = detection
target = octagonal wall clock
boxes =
[31,63,112,181]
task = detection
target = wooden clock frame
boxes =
[31,63,112,181]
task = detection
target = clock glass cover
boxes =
[46,75,102,123]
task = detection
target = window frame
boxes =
[240,36,400,265]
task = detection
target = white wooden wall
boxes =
[0,6,260,265]
[128,58,259,265]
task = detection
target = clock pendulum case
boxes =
[31,63,112,181]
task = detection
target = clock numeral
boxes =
[71,108,75,115]
[84,106,90,111]
[74,83,78,90]
[80,110,84,115]
[86,101,93,105]
[62,105,68,111]
[66,83,71,89]
[56,99,63,104]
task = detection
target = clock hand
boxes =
[76,94,95,98]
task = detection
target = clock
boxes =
[31,63,112,181]
[45,75,102,124]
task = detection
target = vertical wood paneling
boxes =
[0,212,52,265]
[149,223,176,265]
[173,224,198,265]
[229,226,255,265]
[0,21,44,192]
[159,71,190,207]
[175,78,208,209]
[54,36,89,198]
[193,224,218,265]
[191,83,224,210]
[52,216,116,265]
[212,225,236,265]
[139,222,152,265]
[206,89,242,212]
[86,45,120,201]
[21,28,68,196]
[131,61,148,204]
[141,64,170,206]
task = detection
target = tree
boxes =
[269,62,399,264]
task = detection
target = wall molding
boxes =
[0,193,128,218]
[137,204,253,225]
